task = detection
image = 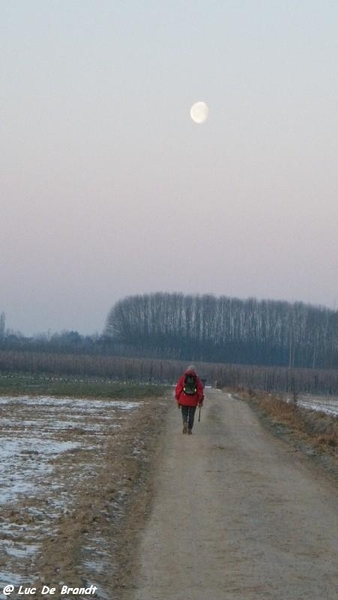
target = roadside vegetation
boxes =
[231,387,338,459]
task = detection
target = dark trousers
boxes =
[181,405,197,430]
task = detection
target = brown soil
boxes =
[0,393,170,599]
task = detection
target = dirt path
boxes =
[128,389,338,600]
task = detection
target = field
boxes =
[0,373,167,399]
[0,383,170,599]
[2,370,338,599]
[293,394,338,417]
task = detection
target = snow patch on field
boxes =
[288,395,338,417]
[0,437,78,503]
[0,395,141,589]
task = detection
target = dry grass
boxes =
[228,386,338,455]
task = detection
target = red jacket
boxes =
[175,370,204,407]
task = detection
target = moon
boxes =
[190,101,209,124]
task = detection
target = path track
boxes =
[130,389,338,600]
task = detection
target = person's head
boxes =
[187,364,196,374]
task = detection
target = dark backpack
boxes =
[183,374,197,395]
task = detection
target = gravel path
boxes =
[129,389,338,600]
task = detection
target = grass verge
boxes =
[229,387,338,458]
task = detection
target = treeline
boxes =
[1,351,338,395]
[3,292,338,371]
[0,314,100,355]
[104,293,338,369]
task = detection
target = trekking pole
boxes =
[198,405,201,422]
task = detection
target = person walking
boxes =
[175,365,204,434]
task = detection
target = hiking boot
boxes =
[183,423,188,434]
[187,429,192,435]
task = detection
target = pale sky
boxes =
[1,1,338,335]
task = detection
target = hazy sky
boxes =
[2,1,338,335]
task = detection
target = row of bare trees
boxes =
[104,293,338,369]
